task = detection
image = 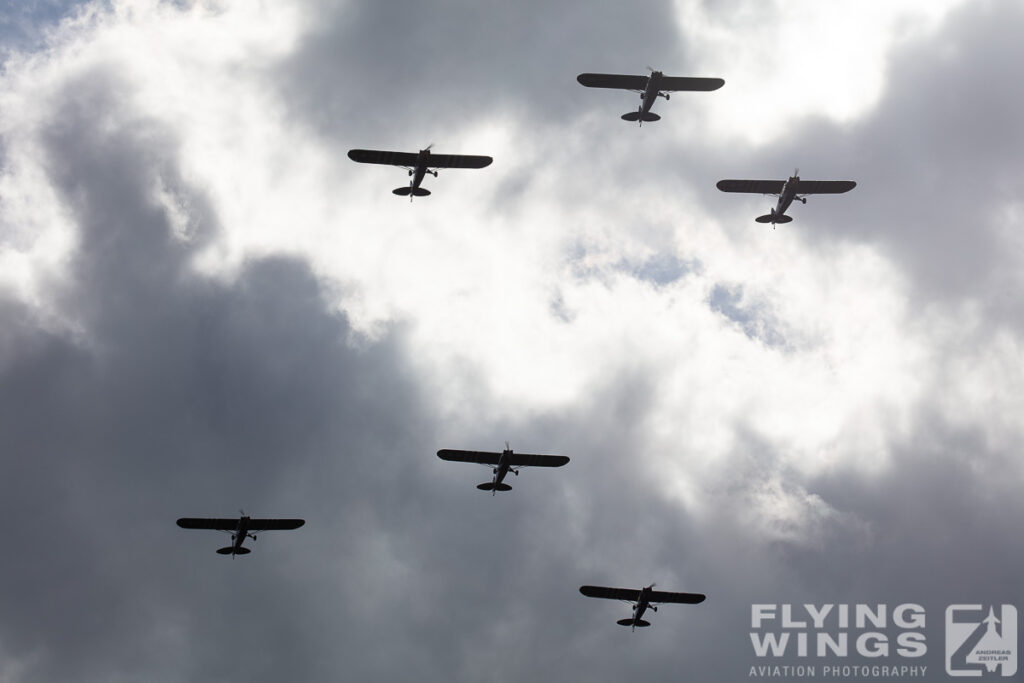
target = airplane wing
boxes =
[347,149,420,167]
[425,154,493,170]
[176,518,305,531]
[648,589,707,604]
[658,76,725,92]
[247,519,305,532]
[176,518,238,531]
[579,585,641,602]
[507,452,570,468]
[437,449,502,465]
[793,180,857,194]
[576,73,649,91]
[716,179,786,195]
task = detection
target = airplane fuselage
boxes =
[773,175,800,218]
[640,71,664,114]
[632,585,653,629]
[765,174,811,224]
[488,448,517,494]
[410,149,431,191]
[231,516,252,555]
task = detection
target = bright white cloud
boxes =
[673,0,966,144]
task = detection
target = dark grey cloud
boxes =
[0,62,434,682]
[276,0,688,145]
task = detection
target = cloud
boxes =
[0,1,1021,681]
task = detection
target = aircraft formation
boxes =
[176,66,858,647]
[177,444,703,630]
[347,68,855,225]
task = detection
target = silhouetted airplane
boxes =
[348,145,492,200]
[580,583,706,630]
[437,443,569,494]
[176,513,304,556]
[716,170,856,226]
[577,69,724,125]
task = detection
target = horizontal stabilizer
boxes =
[217,546,250,555]
[756,214,792,224]
[476,482,513,491]
[621,111,660,122]
[617,618,650,627]
[393,187,431,197]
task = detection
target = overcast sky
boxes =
[1,1,1022,682]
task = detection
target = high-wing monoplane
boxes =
[437,443,569,494]
[716,170,856,227]
[576,69,724,125]
[348,145,492,200]
[176,513,305,556]
[579,583,706,630]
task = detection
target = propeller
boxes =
[793,167,799,178]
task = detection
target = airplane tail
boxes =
[217,546,251,555]
[756,212,792,224]
[621,111,660,122]
[476,482,513,492]
[392,187,431,197]
[617,618,651,627]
